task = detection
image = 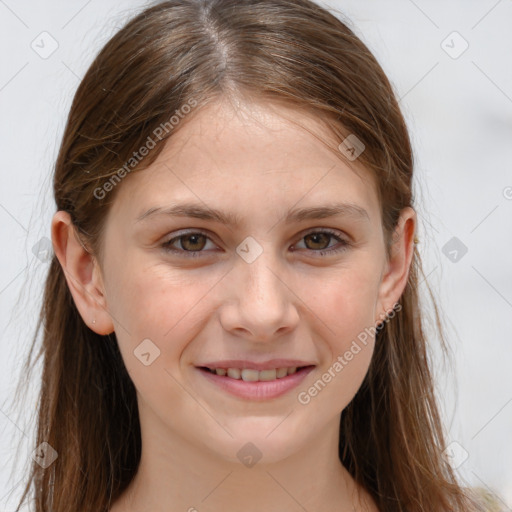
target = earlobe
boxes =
[375,206,416,321]
[51,211,115,335]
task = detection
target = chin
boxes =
[204,427,308,467]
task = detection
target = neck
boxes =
[110,400,378,512]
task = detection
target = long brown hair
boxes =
[11,0,487,510]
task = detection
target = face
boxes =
[56,98,415,466]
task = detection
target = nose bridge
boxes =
[238,242,285,308]
[222,238,298,339]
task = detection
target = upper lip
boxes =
[196,359,316,371]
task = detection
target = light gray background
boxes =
[1,0,511,510]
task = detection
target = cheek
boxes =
[104,264,216,414]
[297,295,376,417]
[298,341,373,416]
[314,262,381,341]
[103,253,215,362]
[297,264,380,411]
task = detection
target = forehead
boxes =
[109,98,381,226]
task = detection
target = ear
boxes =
[375,206,417,322]
[51,211,114,335]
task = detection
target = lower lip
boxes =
[196,366,315,400]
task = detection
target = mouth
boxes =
[195,365,316,400]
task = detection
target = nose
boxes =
[218,250,300,343]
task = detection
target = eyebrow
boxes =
[135,201,370,226]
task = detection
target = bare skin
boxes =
[52,96,415,512]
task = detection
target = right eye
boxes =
[161,230,217,257]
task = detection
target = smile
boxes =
[196,365,315,400]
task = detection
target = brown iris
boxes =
[303,232,331,251]
[179,234,208,251]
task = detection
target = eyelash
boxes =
[161,228,351,258]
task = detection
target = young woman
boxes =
[14,0,487,510]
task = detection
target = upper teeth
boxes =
[209,367,299,381]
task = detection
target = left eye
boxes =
[161,229,349,257]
